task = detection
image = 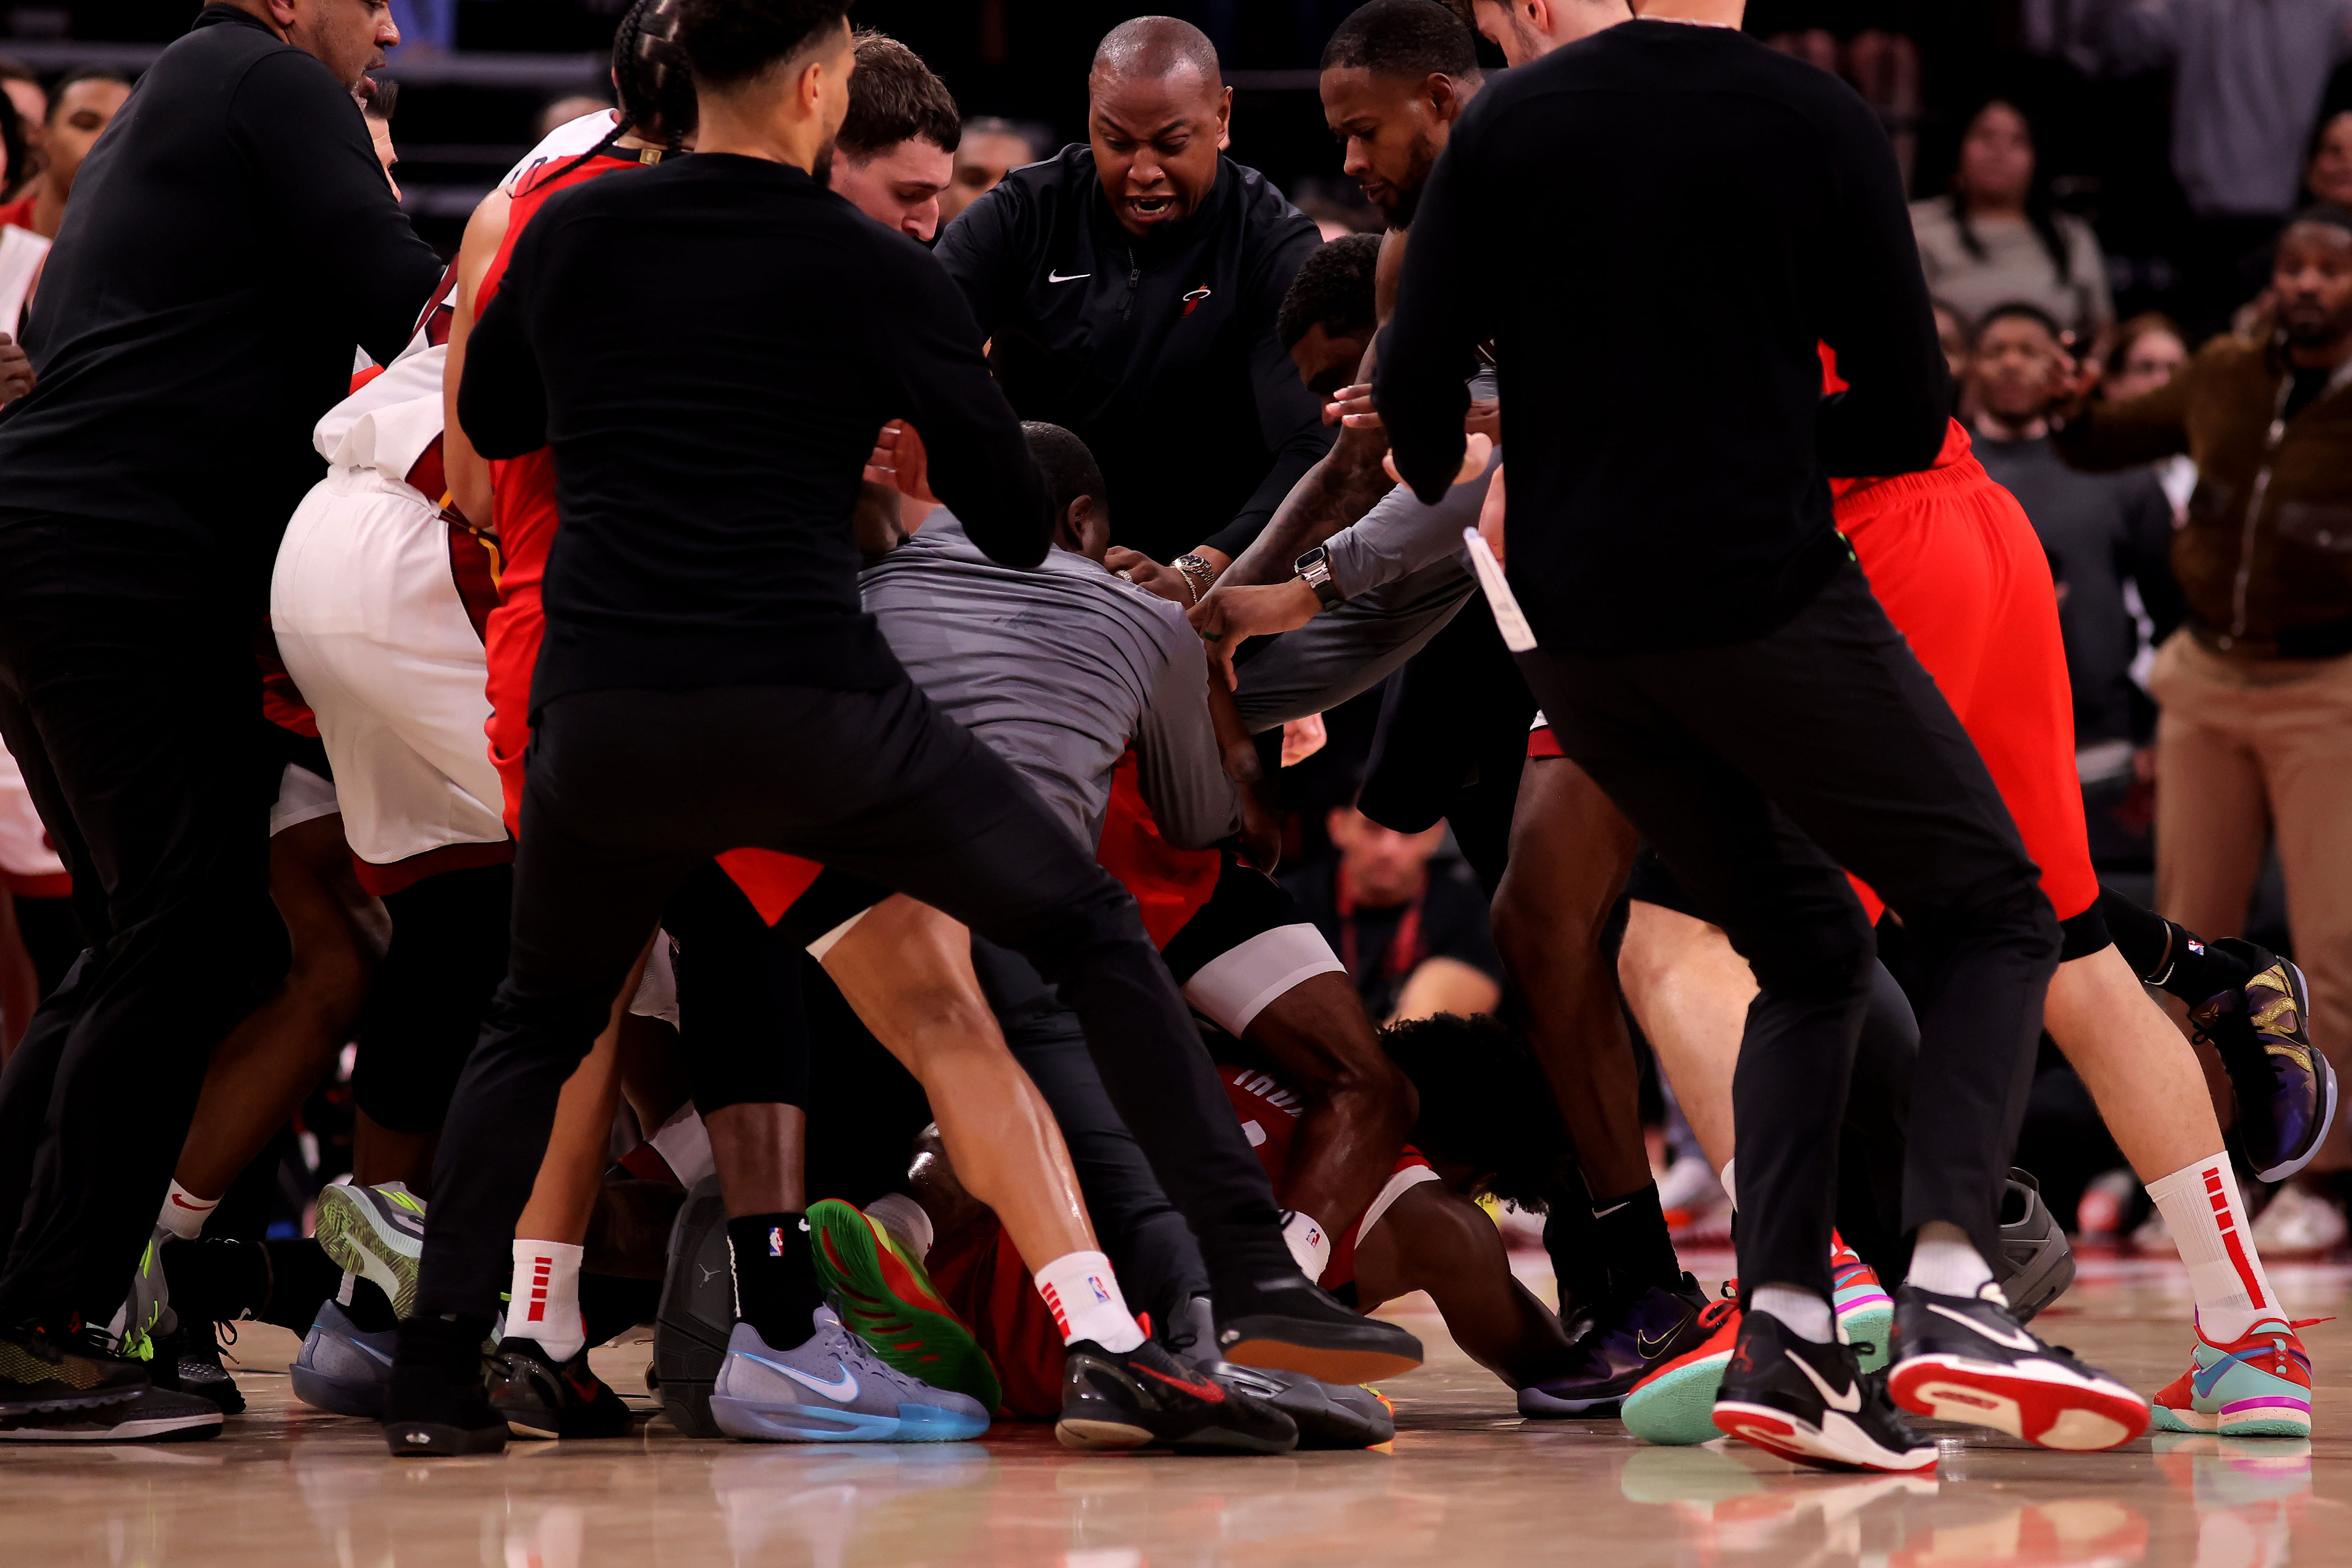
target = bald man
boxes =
[934,16,1331,600]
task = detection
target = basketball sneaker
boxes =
[487,1337,634,1439]
[1621,1286,1739,1446]
[0,1385,222,1442]
[1057,1335,1298,1454]
[652,1175,732,1437]
[1712,1310,1936,1473]
[805,1198,1000,1412]
[148,1317,244,1415]
[2191,941,2338,1183]
[1886,1281,2148,1450]
[711,1307,990,1443]
[2150,1315,2317,1438]
[315,1182,427,1320]
[1209,1361,1395,1448]
[382,1314,507,1456]
[1197,1220,1423,1384]
[1518,1273,1713,1417]
[291,1299,397,1417]
[0,1321,148,1415]
[106,1224,175,1363]
[1831,1238,1893,1372]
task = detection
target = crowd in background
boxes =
[1,0,2348,1258]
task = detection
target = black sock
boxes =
[1590,1183,1684,1298]
[159,1237,272,1325]
[580,1271,661,1350]
[726,1213,823,1352]
[1542,1196,1612,1319]
[2099,886,2254,1005]
[342,1274,400,1334]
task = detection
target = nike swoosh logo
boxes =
[2193,1345,2285,1397]
[1048,270,1090,283]
[169,1194,213,1211]
[1137,1363,1226,1404]
[743,1352,859,1401]
[344,1337,394,1367]
[1925,1302,2040,1352]
[1637,1329,1678,1358]
[1784,1347,1862,1413]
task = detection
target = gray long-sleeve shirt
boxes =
[860,510,1239,851]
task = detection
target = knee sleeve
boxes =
[351,864,511,1134]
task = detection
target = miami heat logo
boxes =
[1182,286,1212,316]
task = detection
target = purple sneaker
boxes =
[2193,939,2338,1183]
[1518,1274,1711,1417]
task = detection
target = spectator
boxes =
[0,58,43,195]
[536,91,611,141]
[1932,297,1973,388]
[0,68,134,241]
[0,80,22,204]
[1911,99,2112,340]
[2307,109,2352,209]
[2051,208,2352,1215]
[2104,311,2195,518]
[2071,0,2352,334]
[828,31,958,242]
[937,114,1037,227]
[1748,4,1921,186]
[1971,302,2180,781]
[1284,805,1504,1025]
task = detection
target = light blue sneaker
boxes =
[711,1308,990,1443]
[289,1300,397,1417]
[2150,1315,2314,1438]
[314,1182,427,1320]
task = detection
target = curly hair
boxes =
[1379,1011,1577,1214]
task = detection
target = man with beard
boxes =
[933,16,1330,596]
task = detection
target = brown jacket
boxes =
[2053,334,2352,660]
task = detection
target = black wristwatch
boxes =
[1295,545,1342,610]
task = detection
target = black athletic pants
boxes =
[0,519,284,1325]
[416,679,1279,1320]
[1523,560,2059,1300]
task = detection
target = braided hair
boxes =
[553,0,699,180]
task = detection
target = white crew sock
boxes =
[507,1240,586,1362]
[1906,1220,1997,1298]
[1282,1209,1333,1281]
[2145,1153,2279,1343]
[1718,1158,1736,1211]
[1033,1249,1145,1352]
[1750,1283,1834,1343]
[158,1181,219,1241]
[645,1103,716,1189]
[864,1193,934,1261]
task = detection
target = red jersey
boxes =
[1094,751,1219,947]
[0,194,33,233]
[1222,1063,1432,1292]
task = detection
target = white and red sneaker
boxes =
[1887,1282,2148,1452]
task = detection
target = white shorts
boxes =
[270,764,340,838]
[272,468,505,870]
[1181,922,1346,1037]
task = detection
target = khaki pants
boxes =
[2150,630,2352,1169]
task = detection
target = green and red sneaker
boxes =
[805,1199,1001,1414]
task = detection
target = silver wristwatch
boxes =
[1295,545,1342,610]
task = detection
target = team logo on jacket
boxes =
[1182,285,1213,316]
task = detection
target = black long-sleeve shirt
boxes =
[0,4,440,590]
[1378,21,1950,653]
[459,153,1050,710]
[935,146,1332,564]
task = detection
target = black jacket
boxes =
[935,145,1333,565]
[0,4,441,583]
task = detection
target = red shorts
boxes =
[1530,457,2096,930]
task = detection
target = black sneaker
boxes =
[651,1174,731,1438]
[1057,1337,1299,1454]
[1519,1274,1713,1417]
[1198,1222,1422,1384]
[488,1337,633,1439]
[382,1316,507,1456]
[148,1319,245,1416]
[1212,1361,1394,1449]
[0,1321,148,1416]
[2191,938,2339,1183]
[1886,1282,2148,1451]
[1712,1309,1936,1472]
[0,1386,222,1443]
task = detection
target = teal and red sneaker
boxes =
[805,1199,1000,1414]
[2151,1315,2321,1438]
[1620,1285,1738,1446]
[1831,1236,1893,1373]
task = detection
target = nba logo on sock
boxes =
[768,1226,785,1258]
[2189,938,2206,955]
[1088,1274,1111,1304]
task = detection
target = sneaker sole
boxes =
[1219,1332,1421,1386]
[1889,1355,2149,1450]
[1622,1354,1732,1446]
[1056,1417,1153,1449]
[1051,1415,1296,1455]
[315,1188,424,1320]
[0,1384,148,1417]
[1712,1401,1937,1473]
[2151,1400,2312,1438]
[384,1420,508,1456]
[1836,1301,1894,1373]
[710,1394,987,1444]
[288,1355,390,1417]
[806,1199,1002,1413]
[0,1407,222,1442]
